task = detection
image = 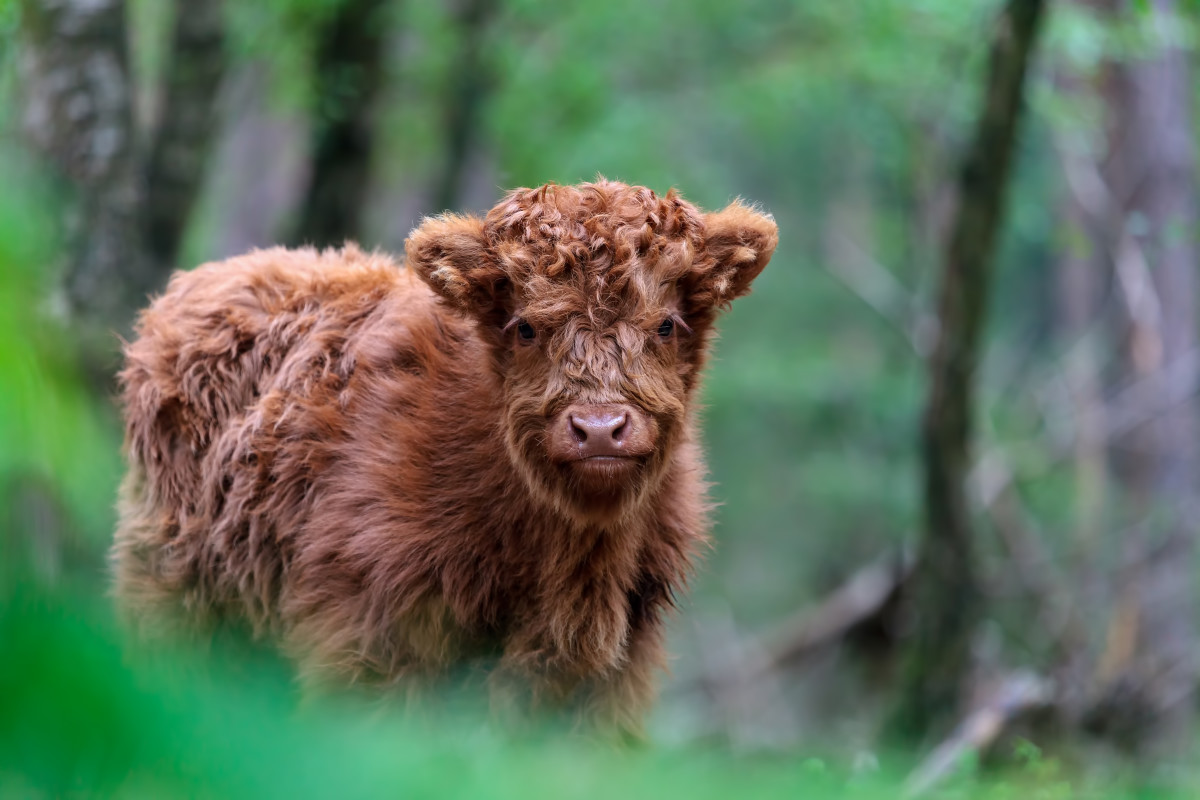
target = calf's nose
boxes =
[570,409,628,445]
[549,403,657,462]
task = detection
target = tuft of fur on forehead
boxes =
[484,180,704,281]
[482,183,700,334]
[407,179,778,329]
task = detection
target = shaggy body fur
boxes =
[113,180,777,734]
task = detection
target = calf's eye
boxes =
[657,318,675,338]
[517,321,536,342]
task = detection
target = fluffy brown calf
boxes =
[112,180,777,734]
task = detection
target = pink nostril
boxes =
[569,416,589,443]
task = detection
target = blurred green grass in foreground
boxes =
[0,586,1167,800]
[2,586,885,800]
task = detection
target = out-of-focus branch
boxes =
[674,551,914,696]
[1056,137,1163,373]
[902,671,1053,798]
[766,552,915,671]
[823,233,940,357]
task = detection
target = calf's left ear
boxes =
[406,214,507,318]
[689,200,779,309]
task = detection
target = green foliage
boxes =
[0,583,899,798]
[0,157,122,568]
[2,581,1182,798]
[227,0,379,112]
[0,582,1185,797]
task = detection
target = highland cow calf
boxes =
[112,180,777,734]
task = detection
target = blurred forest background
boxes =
[6,0,1200,796]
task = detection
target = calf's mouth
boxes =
[568,453,646,476]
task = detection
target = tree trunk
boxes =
[19,0,148,335]
[1089,0,1199,758]
[290,0,390,249]
[20,0,227,347]
[890,0,1046,742]
[145,0,227,267]
[429,0,498,214]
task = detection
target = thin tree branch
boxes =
[902,671,1053,798]
[671,551,915,696]
[823,233,939,357]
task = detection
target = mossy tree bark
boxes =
[20,0,146,334]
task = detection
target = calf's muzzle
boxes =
[550,403,656,462]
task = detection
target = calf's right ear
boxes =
[406,214,507,318]
[688,201,779,310]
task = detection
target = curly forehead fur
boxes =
[409,179,777,325]
[485,182,702,326]
[488,181,702,272]
[112,180,777,738]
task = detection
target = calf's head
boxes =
[407,181,777,522]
